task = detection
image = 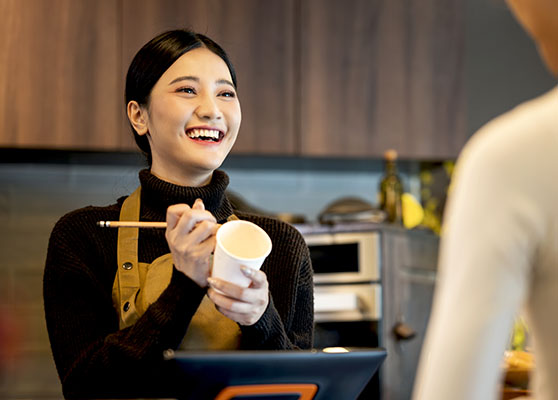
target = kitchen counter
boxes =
[293,221,435,236]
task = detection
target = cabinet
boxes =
[0,0,123,150]
[300,223,439,400]
[381,227,439,400]
[0,0,466,158]
[300,0,467,159]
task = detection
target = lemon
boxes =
[402,193,424,229]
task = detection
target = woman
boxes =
[43,30,314,399]
[413,0,558,399]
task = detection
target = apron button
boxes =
[123,302,130,312]
[122,262,133,270]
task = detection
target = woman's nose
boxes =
[195,94,222,120]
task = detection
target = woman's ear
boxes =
[127,101,149,136]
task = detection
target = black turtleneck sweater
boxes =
[43,169,314,399]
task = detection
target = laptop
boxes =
[165,347,386,400]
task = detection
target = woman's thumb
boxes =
[193,198,205,210]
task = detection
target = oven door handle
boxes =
[313,292,359,313]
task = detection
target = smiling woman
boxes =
[128,49,241,187]
[125,32,241,187]
[43,30,313,399]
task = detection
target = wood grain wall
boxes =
[300,0,466,159]
[0,0,467,159]
[0,0,125,150]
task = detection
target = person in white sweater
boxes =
[413,0,558,399]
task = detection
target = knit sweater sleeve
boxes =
[237,215,314,350]
[43,208,205,398]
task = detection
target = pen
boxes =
[97,221,167,228]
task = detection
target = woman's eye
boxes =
[177,87,196,94]
[220,91,236,98]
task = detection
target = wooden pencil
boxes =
[97,221,167,228]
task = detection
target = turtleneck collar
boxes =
[138,169,234,223]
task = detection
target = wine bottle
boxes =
[379,149,403,224]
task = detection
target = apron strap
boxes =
[114,187,142,329]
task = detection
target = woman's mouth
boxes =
[185,128,224,143]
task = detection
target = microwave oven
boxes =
[303,231,380,284]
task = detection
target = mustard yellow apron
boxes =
[111,187,241,350]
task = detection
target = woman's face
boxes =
[138,47,241,186]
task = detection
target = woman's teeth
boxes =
[186,128,221,141]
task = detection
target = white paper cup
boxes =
[211,220,272,288]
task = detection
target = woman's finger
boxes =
[192,198,205,210]
[210,292,267,326]
[166,203,191,230]
[206,277,242,299]
[241,267,268,289]
[186,220,219,244]
[168,205,216,237]
[207,278,268,309]
[208,288,253,314]
[207,290,265,315]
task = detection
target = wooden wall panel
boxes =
[121,0,297,155]
[300,0,467,159]
[0,0,124,150]
[0,0,466,159]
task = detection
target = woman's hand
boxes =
[207,266,269,326]
[165,198,218,288]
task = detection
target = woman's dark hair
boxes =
[125,29,237,165]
